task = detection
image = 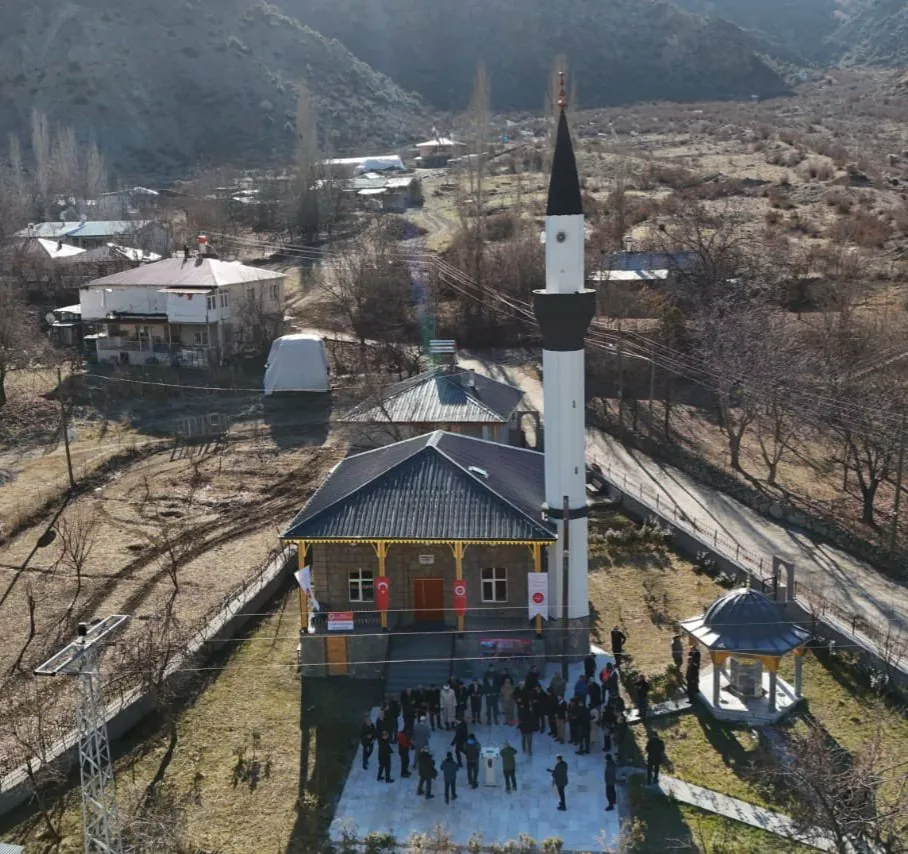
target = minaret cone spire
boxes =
[547,73,583,217]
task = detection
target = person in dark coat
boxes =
[587,678,602,712]
[671,635,684,670]
[688,644,701,668]
[518,703,536,755]
[416,748,436,798]
[377,731,395,783]
[635,673,650,721]
[440,751,459,803]
[573,674,588,702]
[533,686,547,733]
[427,684,441,730]
[605,754,617,811]
[549,755,568,810]
[576,702,591,754]
[500,741,518,792]
[387,695,401,739]
[360,715,376,770]
[584,653,596,680]
[611,626,627,667]
[546,688,559,737]
[686,660,700,704]
[482,665,501,725]
[451,716,468,766]
[464,733,481,788]
[602,664,619,707]
[567,697,579,744]
[555,695,567,743]
[525,665,541,693]
[469,679,483,724]
[397,729,413,778]
[646,731,666,785]
[453,679,468,720]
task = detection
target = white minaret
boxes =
[534,75,595,630]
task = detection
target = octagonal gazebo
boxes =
[680,587,810,723]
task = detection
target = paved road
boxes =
[459,355,908,636]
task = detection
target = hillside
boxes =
[0,0,428,178]
[832,0,908,67]
[288,0,791,112]
[670,0,840,63]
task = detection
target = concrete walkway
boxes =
[459,356,908,640]
[654,774,838,852]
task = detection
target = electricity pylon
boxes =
[35,615,130,854]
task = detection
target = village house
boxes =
[79,253,285,368]
[347,174,423,213]
[320,155,407,180]
[414,136,467,168]
[283,431,555,676]
[15,220,172,254]
[340,366,526,447]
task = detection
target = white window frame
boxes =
[193,329,209,346]
[349,568,374,603]
[219,291,229,308]
[206,293,216,310]
[481,567,507,603]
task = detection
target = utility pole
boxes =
[890,412,907,553]
[561,494,570,681]
[58,366,75,492]
[648,341,656,435]
[616,340,624,428]
[36,615,129,854]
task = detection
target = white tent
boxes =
[263,334,330,395]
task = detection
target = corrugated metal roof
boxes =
[0,843,26,854]
[15,221,150,240]
[282,431,555,542]
[342,369,523,426]
[87,257,285,288]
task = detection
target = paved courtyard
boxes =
[330,653,621,851]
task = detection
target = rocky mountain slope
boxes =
[831,0,908,67]
[670,0,840,63]
[289,0,791,112]
[0,0,427,178]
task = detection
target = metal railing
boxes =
[593,460,908,662]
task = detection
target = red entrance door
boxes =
[413,578,444,622]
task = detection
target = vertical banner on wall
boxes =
[375,576,391,613]
[452,579,468,617]
[528,573,549,620]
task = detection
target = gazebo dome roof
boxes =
[679,587,810,656]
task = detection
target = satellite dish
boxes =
[45,312,56,324]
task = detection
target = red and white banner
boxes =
[528,573,548,620]
[328,611,354,632]
[375,576,390,612]
[452,579,468,617]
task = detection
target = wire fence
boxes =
[592,460,908,663]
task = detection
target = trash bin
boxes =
[481,746,501,786]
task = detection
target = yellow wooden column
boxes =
[297,540,309,633]
[373,542,389,630]
[452,542,466,634]
[531,543,543,637]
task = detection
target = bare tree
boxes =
[0,283,48,407]
[56,503,101,617]
[30,109,52,217]
[143,479,196,599]
[120,782,191,854]
[768,722,908,853]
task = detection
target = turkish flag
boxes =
[376,576,390,612]
[452,579,467,617]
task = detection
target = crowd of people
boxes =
[358,626,674,813]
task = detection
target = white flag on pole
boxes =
[528,573,549,620]
[294,565,320,611]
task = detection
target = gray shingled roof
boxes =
[341,368,524,426]
[679,588,810,656]
[87,257,284,288]
[282,431,555,542]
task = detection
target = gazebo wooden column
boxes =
[794,646,806,698]
[710,651,730,705]
[760,656,780,710]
